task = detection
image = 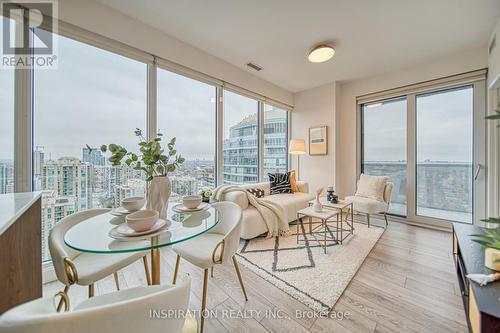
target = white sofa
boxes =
[223,181,315,239]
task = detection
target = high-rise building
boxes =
[223,114,259,184]
[223,110,288,184]
[40,191,76,261]
[82,147,106,166]
[0,162,14,194]
[41,157,92,211]
[263,109,288,175]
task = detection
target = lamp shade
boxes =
[289,139,306,155]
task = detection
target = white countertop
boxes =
[0,192,42,235]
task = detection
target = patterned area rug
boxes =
[236,220,384,313]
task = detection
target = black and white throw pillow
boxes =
[246,188,265,198]
[268,172,292,194]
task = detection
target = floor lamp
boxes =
[289,139,306,180]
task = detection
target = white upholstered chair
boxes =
[172,201,247,333]
[345,180,393,227]
[49,208,151,308]
[0,281,191,333]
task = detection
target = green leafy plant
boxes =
[471,101,500,256]
[87,128,185,182]
[471,217,500,251]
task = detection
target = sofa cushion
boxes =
[345,195,388,214]
[240,182,271,196]
[289,170,300,192]
[263,192,315,223]
[223,191,249,210]
[355,174,388,202]
[246,188,265,198]
[268,172,292,194]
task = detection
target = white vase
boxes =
[147,176,171,219]
[313,198,323,212]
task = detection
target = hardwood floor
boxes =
[43,218,468,333]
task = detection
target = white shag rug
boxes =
[236,221,384,313]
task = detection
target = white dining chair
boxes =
[49,208,151,309]
[0,280,191,333]
[171,201,247,333]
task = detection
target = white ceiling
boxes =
[96,0,500,92]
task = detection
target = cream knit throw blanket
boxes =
[212,185,290,237]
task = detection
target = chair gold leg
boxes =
[232,256,248,301]
[56,285,70,312]
[200,269,209,333]
[172,254,180,284]
[142,256,151,285]
[384,213,388,227]
[210,266,214,278]
[113,272,120,290]
[366,214,370,228]
[88,283,94,298]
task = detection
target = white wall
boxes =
[336,47,487,198]
[58,0,293,105]
[291,82,337,192]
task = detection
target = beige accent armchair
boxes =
[345,182,393,227]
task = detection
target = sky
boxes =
[0,31,255,162]
[363,87,473,163]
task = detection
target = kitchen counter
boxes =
[0,191,42,236]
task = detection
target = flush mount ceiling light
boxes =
[308,44,335,63]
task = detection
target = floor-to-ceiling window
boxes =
[263,104,288,175]
[361,97,407,216]
[0,16,15,194]
[416,86,473,223]
[33,33,147,261]
[223,91,259,184]
[360,79,484,224]
[157,68,217,201]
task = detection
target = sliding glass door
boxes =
[416,87,474,223]
[360,82,485,225]
[362,98,407,216]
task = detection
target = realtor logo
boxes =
[1,0,58,68]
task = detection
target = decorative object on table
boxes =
[121,196,145,211]
[470,217,500,270]
[246,188,265,198]
[313,187,324,212]
[90,128,185,219]
[288,139,306,179]
[326,186,338,203]
[126,209,159,232]
[467,272,500,286]
[268,172,292,194]
[182,195,203,209]
[172,202,210,213]
[198,188,213,202]
[309,125,327,155]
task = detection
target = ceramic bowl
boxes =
[182,195,202,209]
[121,196,145,211]
[126,209,158,232]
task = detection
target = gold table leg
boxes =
[151,236,160,285]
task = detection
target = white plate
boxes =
[108,219,170,240]
[110,206,141,216]
[172,202,209,213]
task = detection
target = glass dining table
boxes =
[64,204,220,285]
